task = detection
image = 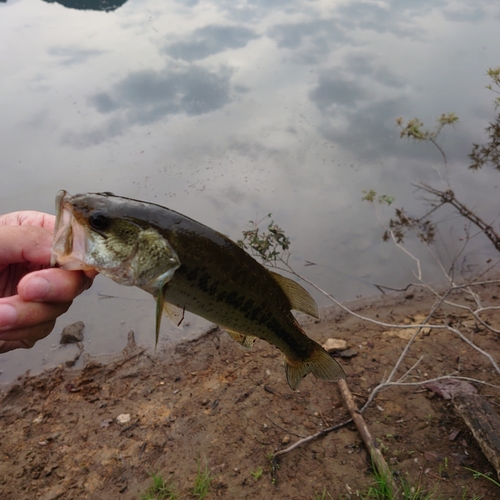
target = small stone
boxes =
[322,338,348,352]
[340,348,359,359]
[282,435,291,445]
[32,414,44,424]
[60,321,85,345]
[116,414,131,425]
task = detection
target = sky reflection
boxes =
[0,0,499,381]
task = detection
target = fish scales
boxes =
[51,190,345,390]
[134,208,307,355]
[165,245,301,346]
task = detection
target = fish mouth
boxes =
[51,190,94,270]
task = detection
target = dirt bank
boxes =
[1,282,499,499]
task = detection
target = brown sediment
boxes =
[0,283,499,499]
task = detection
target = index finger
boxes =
[0,212,55,232]
[0,226,52,266]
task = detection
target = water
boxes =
[1,0,499,381]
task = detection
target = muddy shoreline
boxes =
[1,282,499,499]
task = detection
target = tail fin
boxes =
[284,345,345,391]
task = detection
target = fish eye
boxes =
[89,212,110,231]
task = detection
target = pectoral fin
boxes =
[144,265,180,348]
[154,286,166,348]
[269,271,319,318]
[154,290,186,347]
[163,301,185,327]
[224,328,257,349]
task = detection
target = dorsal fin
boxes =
[269,271,319,318]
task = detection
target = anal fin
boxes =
[224,328,257,349]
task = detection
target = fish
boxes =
[51,190,345,390]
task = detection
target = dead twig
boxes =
[337,379,403,500]
[361,375,500,414]
[416,182,500,252]
[266,415,306,438]
[240,206,500,485]
[271,417,352,481]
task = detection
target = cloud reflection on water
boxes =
[1,0,500,382]
[63,65,233,146]
[164,25,258,61]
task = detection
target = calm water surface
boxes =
[1,0,499,381]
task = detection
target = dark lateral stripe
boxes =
[177,265,307,356]
[218,289,305,355]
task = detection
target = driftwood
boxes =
[338,379,403,499]
[426,379,500,479]
[454,393,500,479]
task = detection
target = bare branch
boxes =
[360,375,500,414]
[271,417,352,465]
[416,183,500,252]
[447,324,500,374]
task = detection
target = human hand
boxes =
[0,211,95,353]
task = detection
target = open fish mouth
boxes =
[49,189,345,389]
[51,190,93,270]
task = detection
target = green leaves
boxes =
[469,113,500,171]
[362,190,395,205]
[237,214,290,265]
[469,67,500,171]
[396,113,458,142]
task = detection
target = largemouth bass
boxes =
[51,190,345,390]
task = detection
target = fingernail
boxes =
[24,276,51,301]
[0,304,18,330]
